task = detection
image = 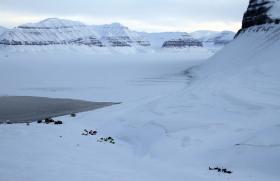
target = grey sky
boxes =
[0,0,249,32]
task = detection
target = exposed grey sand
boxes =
[0,96,120,123]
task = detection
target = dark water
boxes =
[0,96,119,123]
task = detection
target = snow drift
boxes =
[177,5,280,179]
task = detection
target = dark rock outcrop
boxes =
[69,37,104,47]
[241,0,280,30]
[162,38,202,48]
[104,36,132,47]
[236,0,280,37]
[0,39,64,46]
[136,40,151,47]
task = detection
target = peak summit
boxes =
[95,23,128,30]
[107,23,124,27]
[18,18,85,29]
[241,0,280,29]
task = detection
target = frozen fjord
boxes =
[0,38,280,181]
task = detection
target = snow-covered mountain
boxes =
[0,18,102,46]
[139,32,186,48]
[139,32,202,49]
[0,18,149,47]
[18,18,85,29]
[0,26,7,36]
[92,23,150,47]
[194,0,280,103]
[160,33,202,48]
[153,1,280,178]
[190,30,235,46]
[0,19,199,49]
[0,18,233,51]
[184,1,280,178]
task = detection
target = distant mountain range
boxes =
[0,26,6,35]
[0,18,235,51]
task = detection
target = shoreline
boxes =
[0,96,120,124]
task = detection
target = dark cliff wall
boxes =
[236,0,280,37]
[242,0,279,29]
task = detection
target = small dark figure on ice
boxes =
[209,166,233,174]
[82,129,97,136]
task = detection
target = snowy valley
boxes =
[0,0,280,181]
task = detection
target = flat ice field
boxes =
[0,44,279,181]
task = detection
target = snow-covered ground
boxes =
[0,48,212,181]
[0,24,280,181]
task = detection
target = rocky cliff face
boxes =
[241,0,280,29]
[162,34,202,48]
[162,39,202,48]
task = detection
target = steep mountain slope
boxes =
[197,0,280,80]
[196,25,280,105]
[177,1,280,179]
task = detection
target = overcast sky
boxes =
[0,0,249,32]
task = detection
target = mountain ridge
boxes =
[0,18,235,50]
[18,18,86,29]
